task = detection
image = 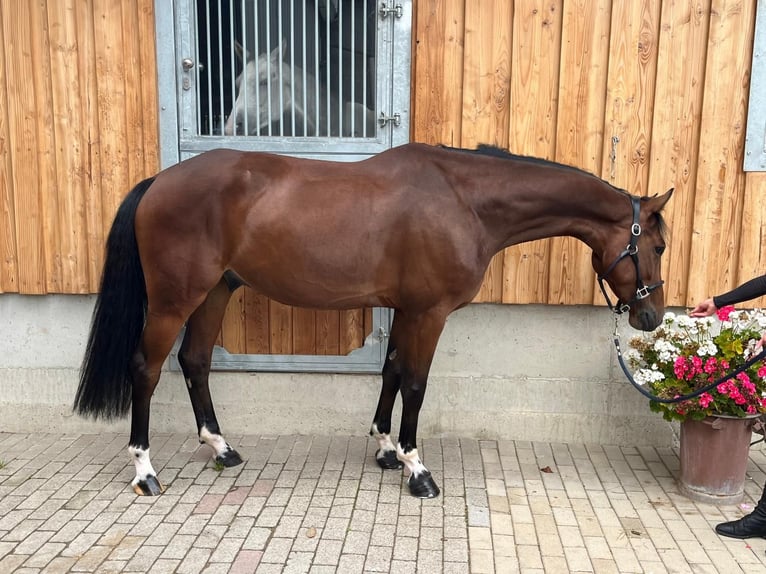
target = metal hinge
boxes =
[376,326,390,342]
[379,2,403,19]
[378,112,401,127]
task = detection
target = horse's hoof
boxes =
[132,475,165,496]
[216,449,244,468]
[376,449,404,470]
[407,471,440,499]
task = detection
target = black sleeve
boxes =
[713,274,766,308]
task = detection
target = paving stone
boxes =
[2,433,766,573]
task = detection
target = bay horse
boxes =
[74,143,673,498]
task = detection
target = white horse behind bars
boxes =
[223,39,375,138]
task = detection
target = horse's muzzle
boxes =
[630,307,661,331]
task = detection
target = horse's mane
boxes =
[441,143,668,239]
[442,143,612,183]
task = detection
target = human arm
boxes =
[712,274,766,308]
[689,274,766,317]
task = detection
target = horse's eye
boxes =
[655,246,666,256]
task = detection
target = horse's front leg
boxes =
[178,278,244,469]
[394,310,446,499]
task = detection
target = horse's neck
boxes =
[472,170,627,256]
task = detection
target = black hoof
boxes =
[376,449,404,470]
[133,475,165,496]
[407,471,440,499]
[215,449,244,468]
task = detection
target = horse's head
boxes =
[592,188,674,331]
[224,39,292,135]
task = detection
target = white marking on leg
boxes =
[200,425,233,458]
[396,443,428,478]
[128,446,157,486]
[371,423,396,461]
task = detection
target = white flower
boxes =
[634,368,666,386]
[626,349,641,363]
[697,340,718,357]
[652,339,679,363]
[663,312,676,324]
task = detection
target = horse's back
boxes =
[134,145,489,311]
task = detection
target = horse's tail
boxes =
[74,176,156,420]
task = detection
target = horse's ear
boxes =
[646,188,673,213]
[269,39,286,65]
[234,41,252,63]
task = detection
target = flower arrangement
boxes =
[627,306,766,422]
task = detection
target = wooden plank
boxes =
[315,310,340,355]
[461,0,512,303]
[686,0,756,303]
[244,289,270,354]
[120,2,144,186]
[30,1,61,292]
[292,308,317,354]
[2,0,46,293]
[269,300,293,354]
[339,309,364,356]
[137,0,159,174]
[548,0,610,305]
[0,4,18,292]
[412,0,466,145]
[647,0,710,307]
[220,288,246,353]
[47,0,90,293]
[76,0,105,292]
[92,0,130,241]
[503,0,563,304]
[597,0,661,304]
[600,1,661,195]
[738,172,766,308]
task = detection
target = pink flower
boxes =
[698,393,714,408]
[743,381,757,395]
[717,306,735,321]
[748,405,757,415]
[759,366,766,378]
[704,357,718,374]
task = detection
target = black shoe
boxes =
[715,514,766,539]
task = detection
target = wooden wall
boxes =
[0,0,158,294]
[413,0,766,309]
[1,0,764,317]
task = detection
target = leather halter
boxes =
[597,196,664,314]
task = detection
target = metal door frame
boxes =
[153,1,412,373]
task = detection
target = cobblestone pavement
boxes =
[2,432,766,573]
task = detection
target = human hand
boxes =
[689,297,717,317]
[757,332,766,353]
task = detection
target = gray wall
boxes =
[0,295,677,446]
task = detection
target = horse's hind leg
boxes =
[370,313,404,470]
[178,276,244,468]
[130,311,189,495]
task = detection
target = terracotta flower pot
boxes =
[678,415,758,504]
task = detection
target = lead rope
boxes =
[612,313,766,404]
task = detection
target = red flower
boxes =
[717,305,735,321]
[698,393,714,408]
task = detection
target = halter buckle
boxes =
[627,243,638,255]
[617,302,631,314]
[631,223,641,236]
[635,285,650,300]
